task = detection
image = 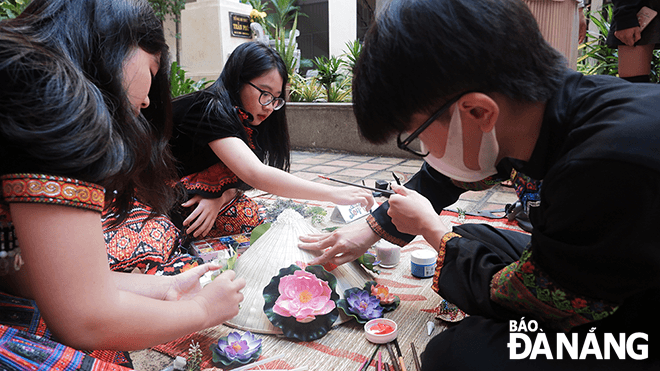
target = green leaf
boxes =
[357,252,380,274]
[170,61,214,97]
[249,222,271,245]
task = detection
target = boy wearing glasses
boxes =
[300,0,659,369]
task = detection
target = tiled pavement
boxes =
[289,149,519,215]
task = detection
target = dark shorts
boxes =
[606,0,660,48]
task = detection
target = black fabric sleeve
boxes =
[611,0,645,31]
[172,94,244,147]
[532,159,660,302]
[369,162,465,245]
[437,224,530,319]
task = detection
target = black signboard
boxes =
[230,12,252,38]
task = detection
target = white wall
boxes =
[180,0,253,81]
[328,0,356,57]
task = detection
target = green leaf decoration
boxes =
[213,254,237,278]
[357,252,380,274]
[249,222,271,245]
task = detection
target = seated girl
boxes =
[169,42,375,241]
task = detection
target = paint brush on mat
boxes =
[318,175,395,196]
[360,345,380,371]
[385,343,401,371]
[410,343,422,371]
[393,339,407,371]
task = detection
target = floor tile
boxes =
[290,163,313,171]
[289,151,519,220]
[367,157,407,165]
[334,168,377,178]
[389,165,423,174]
[341,155,378,162]
[291,171,321,181]
[310,153,346,160]
[457,190,485,202]
[400,159,425,167]
[326,160,362,168]
[305,165,345,174]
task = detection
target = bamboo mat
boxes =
[152,238,449,371]
[148,199,529,370]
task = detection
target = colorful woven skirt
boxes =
[103,200,202,275]
[0,292,132,370]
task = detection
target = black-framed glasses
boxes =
[246,81,285,110]
[396,91,475,157]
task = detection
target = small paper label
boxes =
[330,204,369,223]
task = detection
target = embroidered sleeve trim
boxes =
[366,214,408,246]
[1,173,105,212]
[431,232,460,293]
[490,248,619,331]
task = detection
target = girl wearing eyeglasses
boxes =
[169,42,374,241]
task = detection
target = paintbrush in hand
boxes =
[318,175,395,196]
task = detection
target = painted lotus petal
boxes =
[364,281,400,313]
[337,287,384,323]
[371,283,396,304]
[211,331,262,367]
[272,268,335,322]
[263,264,340,341]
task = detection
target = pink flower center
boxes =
[298,290,313,303]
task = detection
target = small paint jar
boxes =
[410,249,438,278]
[374,239,400,268]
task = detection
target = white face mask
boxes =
[422,105,499,182]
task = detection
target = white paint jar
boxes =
[374,239,400,268]
[410,249,438,278]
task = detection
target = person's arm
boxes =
[610,0,644,46]
[111,262,223,301]
[300,218,381,266]
[368,162,465,246]
[386,184,450,249]
[611,0,645,39]
[182,190,239,238]
[11,203,245,351]
[209,137,374,209]
[299,162,468,265]
[578,6,587,44]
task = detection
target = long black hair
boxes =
[353,0,567,144]
[180,42,291,171]
[1,0,180,223]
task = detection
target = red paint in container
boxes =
[364,318,398,343]
[369,322,395,335]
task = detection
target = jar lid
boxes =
[411,249,438,265]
